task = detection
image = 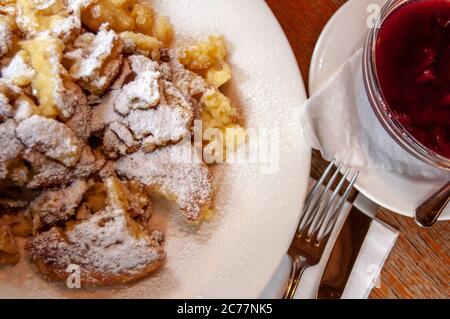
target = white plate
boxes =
[0,0,310,298]
[309,0,450,219]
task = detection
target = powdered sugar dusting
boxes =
[16,115,82,167]
[33,0,58,11]
[2,52,36,83]
[14,98,36,122]
[0,119,24,179]
[92,55,194,151]
[30,179,90,228]
[127,104,191,143]
[117,143,212,220]
[28,207,165,281]
[66,0,94,12]
[67,208,163,273]
[114,55,161,115]
[91,90,123,132]
[67,26,116,80]
[0,92,13,120]
[109,121,137,149]
[50,14,81,41]
[0,20,12,57]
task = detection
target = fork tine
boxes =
[298,160,336,230]
[321,171,359,237]
[310,168,351,239]
[300,163,343,231]
[303,160,336,212]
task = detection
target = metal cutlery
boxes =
[316,194,374,299]
[282,160,359,299]
[414,182,450,228]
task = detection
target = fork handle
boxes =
[282,255,310,299]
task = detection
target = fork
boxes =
[282,160,359,299]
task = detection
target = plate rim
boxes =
[256,0,311,295]
[0,0,312,298]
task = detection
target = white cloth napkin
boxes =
[260,193,399,299]
[300,49,450,179]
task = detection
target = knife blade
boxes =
[316,194,375,299]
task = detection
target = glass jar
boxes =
[363,0,450,171]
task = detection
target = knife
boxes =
[316,194,377,299]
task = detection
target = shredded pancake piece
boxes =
[165,50,209,102]
[114,55,160,115]
[24,145,105,189]
[16,115,82,167]
[30,179,91,230]
[0,198,29,209]
[109,121,138,150]
[13,96,39,123]
[0,79,22,108]
[90,89,123,133]
[65,25,123,95]
[98,160,116,179]
[0,0,236,287]
[28,206,165,286]
[102,125,129,159]
[0,119,24,180]
[0,92,13,122]
[1,51,36,87]
[117,142,213,221]
[91,55,194,156]
[127,103,192,152]
[0,19,12,58]
[49,13,82,43]
[0,224,20,265]
[63,81,92,142]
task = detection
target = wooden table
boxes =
[266,0,449,299]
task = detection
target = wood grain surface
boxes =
[265,0,449,299]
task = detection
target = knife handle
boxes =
[316,206,373,299]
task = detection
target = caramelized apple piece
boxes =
[0,214,33,237]
[153,15,173,46]
[0,225,20,265]
[130,2,153,35]
[81,0,135,33]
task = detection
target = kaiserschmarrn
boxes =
[0,0,243,287]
